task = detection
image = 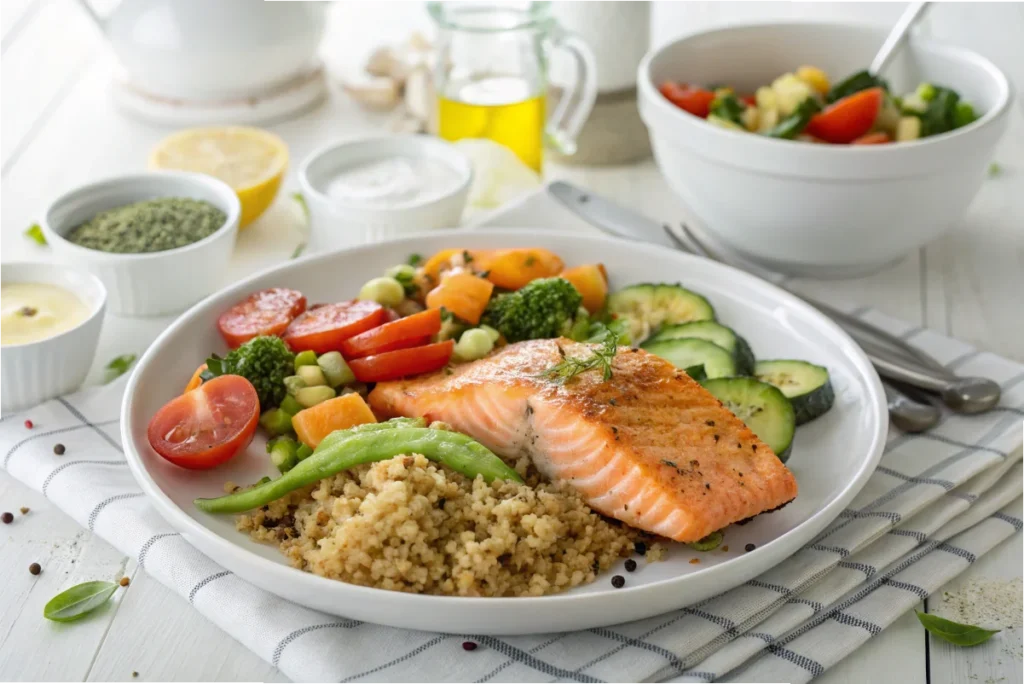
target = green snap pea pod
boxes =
[687,530,724,552]
[194,427,521,514]
[314,417,428,453]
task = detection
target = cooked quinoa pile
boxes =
[235,454,636,597]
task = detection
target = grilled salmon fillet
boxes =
[369,339,797,542]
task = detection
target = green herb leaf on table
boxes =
[540,323,620,385]
[988,162,1002,178]
[44,581,119,622]
[25,223,47,246]
[291,192,309,220]
[104,354,137,384]
[915,611,1000,647]
[291,242,307,260]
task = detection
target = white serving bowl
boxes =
[1,262,106,413]
[299,135,472,253]
[638,22,1012,278]
[42,172,241,316]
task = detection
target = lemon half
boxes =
[149,126,288,228]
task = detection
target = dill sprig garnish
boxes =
[540,324,619,384]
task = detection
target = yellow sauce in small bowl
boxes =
[1,282,90,346]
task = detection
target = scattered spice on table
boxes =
[29,563,41,576]
[132,672,139,678]
[1,512,13,524]
[119,577,131,587]
[720,545,729,552]
[611,575,625,588]
[53,443,66,455]
[20,507,30,515]
[462,641,478,651]
[744,543,756,552]
[66,197,225,254]
[24,419,34,429]
[689,558,700,565]
[624,559,637,572]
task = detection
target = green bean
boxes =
[194,426,520,514]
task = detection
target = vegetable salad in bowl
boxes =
[660,67,980,144]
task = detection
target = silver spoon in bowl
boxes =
[870,1,932,76]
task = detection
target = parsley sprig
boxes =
[540,324,619,384]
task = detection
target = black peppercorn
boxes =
[624,559,637,572]
[745,543,756,552]
[611,575,625,588]
[53,443,66,455]
[1,512,12,524]
[462,641,478,651]
[29,562,41,575]
[633,541,647,556]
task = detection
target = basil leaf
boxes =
[827,70,889,103]
[920,88,960,137]
[915,611,1000,646]
[104,354,137,384]
[203,354,227,379]
[44,581,119,622]
[709,93,746,126]
[291,192,309,220]
[25,223,47,246]
[765,98,822,139]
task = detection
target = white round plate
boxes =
[122,230,887,635]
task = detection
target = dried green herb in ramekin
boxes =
[66,197,226,254]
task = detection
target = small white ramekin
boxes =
[1,262,107,413]
[42,171,241,316]
[299,135,472,253]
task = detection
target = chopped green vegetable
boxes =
[587,318,631,346]
[919,87,961,136]
[283,375,306,396]
[827,70,888,103]
[291,192,308,220]
[259,408,294,438]
[988,162,1002,178]
[296,443,313,461]
[764,97,821,139]
[358,276,404,307]
[279,394,303,416]
[44,581,119,622]
[709,92,746,126]
[407,253,424,267]
[953,101,977,128]
[194,421,522,513]
[540,323,619,385]
[453,327,495,362]
[290,243,306,260]
[916,82,937,102]
[24,223,47,246]
[385,264,419,297]
[296,363,328,387]
[915,611,1000,647]
[566,308,592,342]
[104,354,137,384]
[482,277,583,343]
[294,350,318,370]
[294,384,336,408]
[202,336,295,410]
[317,351,355,387]
[268,436,299,473]
[687,530,724,552]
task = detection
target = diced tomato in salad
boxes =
[658,82,716,118]
[283,300,386,354]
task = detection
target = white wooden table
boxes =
[1,1,1021,681]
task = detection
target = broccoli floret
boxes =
[203,336,295,409]
[482,277,583,343]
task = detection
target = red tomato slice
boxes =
[340,309,442,359]
[282,300,386,354]
[217,288,306,349]
[147,375,259,470]
[348,339,454,383]
[851,131,891,145]
[740,94,757,107]
[659,82,716,118]
[806,88,883,144]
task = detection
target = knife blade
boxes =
[548,181,678,248]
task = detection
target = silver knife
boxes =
[549,180,1000,414]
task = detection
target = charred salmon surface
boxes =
[369,339,798,543]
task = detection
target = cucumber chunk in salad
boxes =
[701,377,796,462]
[754,359,835,425]
[642,338,736,381]
[606,283,715,344]
[644,320,755,376]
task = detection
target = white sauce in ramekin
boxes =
[326,156,463,208]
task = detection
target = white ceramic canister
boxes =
[549,1,652,165]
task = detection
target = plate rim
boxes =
[121,228,888,624]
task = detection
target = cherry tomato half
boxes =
[217,288,306,348]
[659,82,716,118]
[147,375,259,470]
[340,308,442,359]
[349,339,455,383]
[282,300,386,354]
[851,131,891,145]
[805,87,883,144]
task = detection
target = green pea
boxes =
[359,277,404,307]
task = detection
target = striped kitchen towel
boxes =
[1,317,1021,683]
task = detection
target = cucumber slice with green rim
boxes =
[607,283,715,344]
[754,360,835,425]
[701,377,795,462]
[644,321,755,375]
[643,338,736,380]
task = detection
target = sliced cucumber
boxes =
[317,351,355,387]
[754,360,835,425]
[643,338,736,380]
[294,385,336,409]
[701,377,795,462]
[296,364,328,387]
[645,321,755,375]
[607,283,715,343]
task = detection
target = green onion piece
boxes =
[25,223,47,246]
[104,354,137,384]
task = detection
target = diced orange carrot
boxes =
[560,264,609,314]
[425,271,495,325]
[183,364,207,394]
[291,393,377,448]
[482,248,564,290]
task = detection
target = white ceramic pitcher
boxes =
[75,0,327,100]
